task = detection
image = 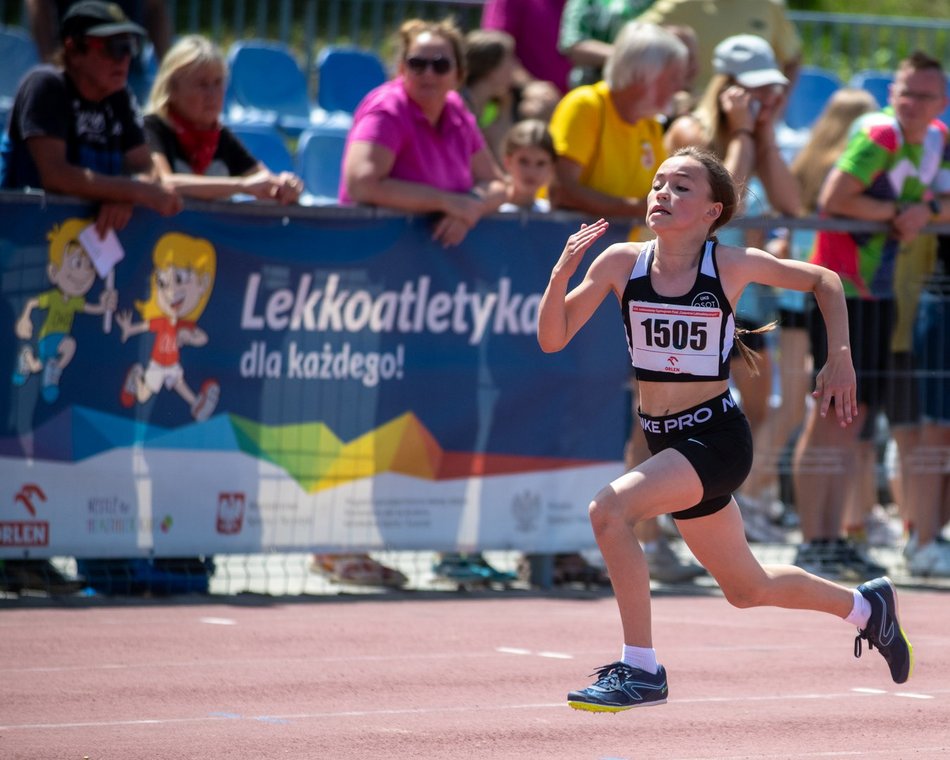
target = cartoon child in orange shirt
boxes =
[116,231,219,420]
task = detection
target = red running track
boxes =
[2,588,948,759]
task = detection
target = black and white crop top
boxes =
[621,239,735,382]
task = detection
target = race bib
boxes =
[629,301,722,376]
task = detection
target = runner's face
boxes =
[646,156,720,232]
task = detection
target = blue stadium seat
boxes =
[128,39,160,105]
[225,39,324,135]
[849,70,893,108]
[0,26,39,114]
[783,66,842,131]
[315,46,387,114]
[938,82,950,126]
[228,123,295,175]
[296,121,350,203]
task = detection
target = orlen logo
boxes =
[216,492,245,535]
[15,483,45,515]
[2,483,50,547]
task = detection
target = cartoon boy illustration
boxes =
[116,231,220,421]
[12,218,117,402]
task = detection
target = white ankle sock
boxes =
[621,644,658,674]
[844,589,871,628]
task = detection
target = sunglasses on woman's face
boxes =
[85,34,141,62]
[405,56,453,75]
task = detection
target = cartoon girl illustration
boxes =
[116,231,220,421]
[12,217,117,402]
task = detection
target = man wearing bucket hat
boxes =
[0,0,181,236]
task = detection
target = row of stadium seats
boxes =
[229,118,350,204]
[222,40,387,203]
[0,25,39,121]
[224,39,385,133]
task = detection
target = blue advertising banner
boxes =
[0,195,630,557]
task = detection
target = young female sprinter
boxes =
[537,146,913,713]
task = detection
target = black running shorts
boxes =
[638,390,753,519]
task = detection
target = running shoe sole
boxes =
[568,696,668,713]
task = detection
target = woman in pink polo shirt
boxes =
[340,17,507,247]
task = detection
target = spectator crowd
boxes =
[1,0,948,595]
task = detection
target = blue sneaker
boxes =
[854,576,914,684]
[567,662,668,712]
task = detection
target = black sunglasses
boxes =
[405,56,453,75]
[86,34,141,62]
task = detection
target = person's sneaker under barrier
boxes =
[833,538,887,578]
[646,539,705,583]
[567,662,668,713]
[854,576,914,684]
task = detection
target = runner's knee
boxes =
[719,577,767,609]
[588,487,636,535]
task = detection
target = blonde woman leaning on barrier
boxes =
[539,146,911,713]
[144,35,304,203]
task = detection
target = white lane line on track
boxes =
[199,617,237,625]
[0,689,942,732]
[496,647,573,659]
[665,749,950,760]
[852,687,933,699]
